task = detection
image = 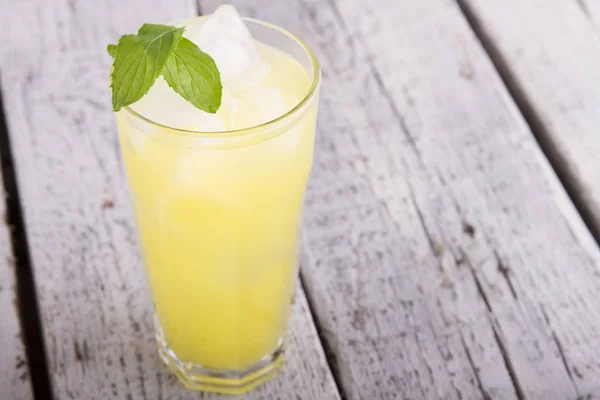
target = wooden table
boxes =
[2,0,600,399]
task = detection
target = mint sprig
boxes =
[108,24,222,114]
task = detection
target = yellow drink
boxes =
[114,10,320,395]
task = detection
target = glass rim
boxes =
[121,16,321,138]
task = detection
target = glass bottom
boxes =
[155,321,285,395]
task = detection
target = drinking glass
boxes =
[115,17,320,395]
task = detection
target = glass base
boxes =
[155,323,285,395]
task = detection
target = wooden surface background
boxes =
[1,0,600,399]
[459,0,600,242]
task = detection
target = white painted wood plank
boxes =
[458,0,600,241]
[0,166,33,399]
[456,2,600,395]
[203,0,600,399]
[0,1,340,399]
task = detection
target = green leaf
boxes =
[107,44,117,58]
[162,37,222,114]
[110,24,184,111]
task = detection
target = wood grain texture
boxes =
[0,167,33,399]
[457,0,600,243]
[0,1,340,399]
[202,0,600,399]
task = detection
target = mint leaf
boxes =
[110,24,184,111]
[107,44,117,58]
[162,38,222,114]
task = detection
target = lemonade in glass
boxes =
[112,5,320,394]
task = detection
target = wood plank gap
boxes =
[194,0,203,17]
[298,271,347,400]
[576,0,592,19]
[0,82,54,400]
[455,0,600,245]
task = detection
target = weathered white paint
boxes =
[0,0,340,399]
[457,2,600,396]
[202,0,600,399]
[0,169,33,399]
[458,0,600,243]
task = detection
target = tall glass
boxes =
[114,18,320,395]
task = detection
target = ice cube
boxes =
[130,77,226,132]
[187,5,267,89]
